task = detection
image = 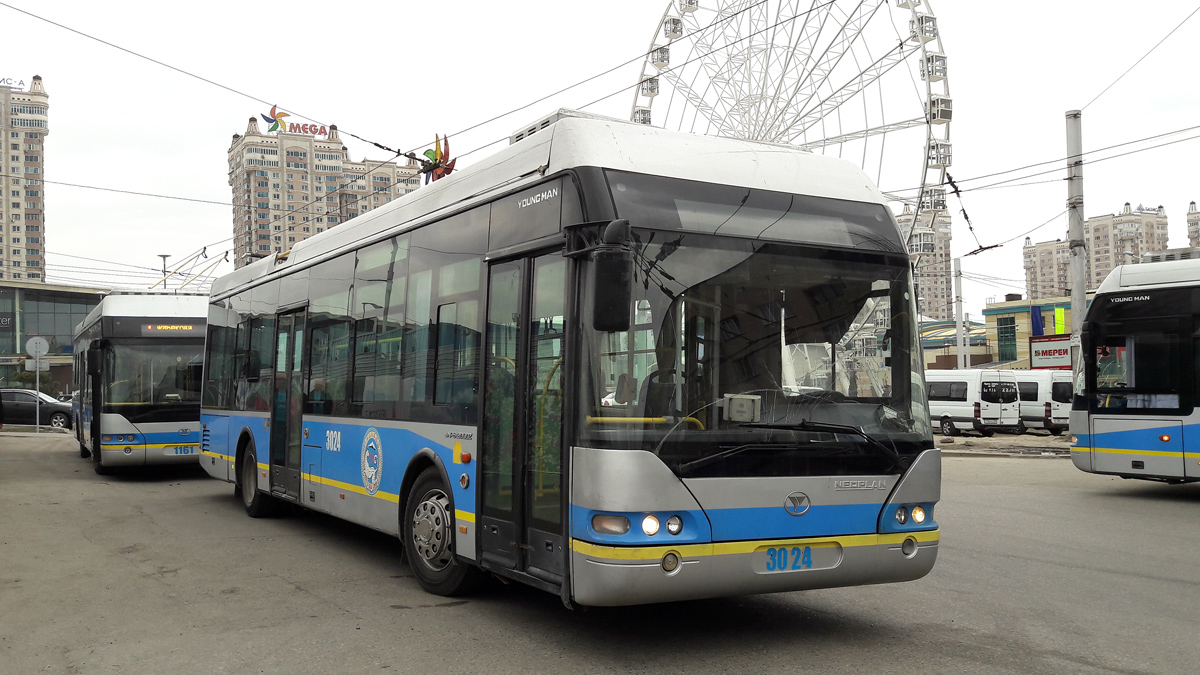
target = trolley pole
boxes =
[953,258,966,369]
[1066,111,1086,362]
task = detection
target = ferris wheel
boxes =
[630,0,952,223]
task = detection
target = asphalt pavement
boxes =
[1,433,1196,674]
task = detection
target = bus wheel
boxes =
[93,446,110,475]
[940,418,957,437]
[403,467,481,596]
[240,445,275,518]
[79,441,90,459]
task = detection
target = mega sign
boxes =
[1030,334,1072,370]
[261,105,328,136]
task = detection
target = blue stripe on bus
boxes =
[568,502,900,546]
[1085,424,1189,453]
[202,412,476,514]
[704,504,884,540]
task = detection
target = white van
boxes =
[1013,370,1072,435]
[925,369,1021,436]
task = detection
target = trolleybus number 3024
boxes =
[765,546,813,571]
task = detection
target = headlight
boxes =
[102,435,112,442]
[895,506,909,524]
[666,515,683,535]
[911,506,927,524]
[591,514,630,535]
[642,515,660,536]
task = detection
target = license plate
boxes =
[751,543,842,574]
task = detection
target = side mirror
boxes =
[592,220,633,332]
[87,347,102,377]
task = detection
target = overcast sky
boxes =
[3,0,1199,315]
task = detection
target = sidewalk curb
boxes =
[942,449,1071,459]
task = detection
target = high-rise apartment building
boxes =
[1187,201,1199,247]
[897,204,953,321]
[0,75,48,282]
[228,117,421,268]
[1021,237,1070,300]
[1023,201,1170,298]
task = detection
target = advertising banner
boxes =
[1030,334,1072,370]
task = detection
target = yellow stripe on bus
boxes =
[455,510,475,523]
[301,473,400,503]
[570,530,940,561]
[1091,447,1192,458]
[100,443,200,451]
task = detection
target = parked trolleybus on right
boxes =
[200,110,940,607]
[1071,258,1200,483]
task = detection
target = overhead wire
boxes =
[1082,4,1200,110]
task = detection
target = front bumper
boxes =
[570,530,939,606]
[99,443,200,467]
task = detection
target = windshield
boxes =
[1078,289,1192,415]
[104,342,204,407]
[578,230,931,478]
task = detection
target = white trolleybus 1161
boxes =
[1071,258,1200,483]
[73,293,209,475]
[199,110,940,607]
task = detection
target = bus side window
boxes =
[309,320,352,415]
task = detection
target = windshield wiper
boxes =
[739,420,908,470]
[676,442,795,476]
[675,420,908,476]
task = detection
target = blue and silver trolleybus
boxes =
[1071,258,1200,483]
[200,110,940,606]
[73,293,208,475]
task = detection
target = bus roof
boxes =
[212,111,892,299]
[74,293,209,338]
[1095,257,1200,295]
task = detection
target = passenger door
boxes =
[478,254,568,583]
[269,309,306,500]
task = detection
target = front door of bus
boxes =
[479,254,567,583]
[270,309,306,501]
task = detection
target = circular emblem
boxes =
[361,428,383,495]
[784,491,811,516]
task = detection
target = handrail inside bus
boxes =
[585,415,705,430]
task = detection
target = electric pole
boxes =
[1066,111,1086,361]
[954,258,966,369]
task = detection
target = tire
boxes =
[79,440,91,459]
[92,443,110,475]
[940,418,957,437]
[403,467,482,597]
[1014,421,1026,435]
[49,412,69,429]
[240,444,275,518]
[1049,428,1064,436]
[980,428,995,437]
